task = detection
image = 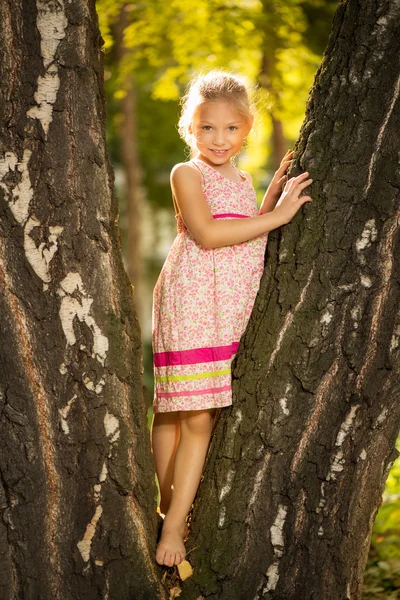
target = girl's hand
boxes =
[273,171,313,224]
[259,149,294,215]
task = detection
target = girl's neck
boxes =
[193,154,246,183]
[194,153,236,173]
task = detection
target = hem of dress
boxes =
[152,399,233,413]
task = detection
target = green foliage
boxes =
[97,0,338,201]
[96,0,126,50]
[363,436,400,598]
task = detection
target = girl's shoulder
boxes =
[170,160,204,187]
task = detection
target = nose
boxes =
[213,129,225,146]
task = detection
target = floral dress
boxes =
[152,157,268,412]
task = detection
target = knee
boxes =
[153,411,179,428]
[180,409,215,437]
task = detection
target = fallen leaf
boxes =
[169,586,182,598]
[177,559,193,581]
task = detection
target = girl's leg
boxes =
[151,411,181,515]
[156,408,216,567]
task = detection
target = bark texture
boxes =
[0,1,164,599]
[182,1,400,599]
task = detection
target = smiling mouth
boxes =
[210,149,229,154]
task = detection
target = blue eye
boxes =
[202,125,212,130]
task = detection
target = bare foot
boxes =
[157,507,189,538]
[156,518,186,566]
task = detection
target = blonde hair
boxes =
[178,70,257,159]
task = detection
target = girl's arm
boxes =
[171,162,312,250]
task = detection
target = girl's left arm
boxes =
[259,149,294,215]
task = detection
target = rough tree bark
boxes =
[181,1,400,599]
[0,1,164,599]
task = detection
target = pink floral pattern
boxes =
[152,158,268,412]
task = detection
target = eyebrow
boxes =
[197,120,241,125]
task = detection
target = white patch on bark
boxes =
[273,384,292,425]
[77,504,103,563]
[99,462,108,482]
[24,217,64,283]
[318,526,324,537]
[57,272,109,366]
[351,306,361,329]
[279,397,289,416]
[374,407,388,427]
[338,282,358,292]
[356,203,400,393]
[225,408,242,455]
[93,484,101,501]
[263,504,288,592]
[355,219,378,257]
[335,405,360,446]
[26,1,68,137]
[248,452,271,510]
[320,308,333,325]
[82,375,105,394]
[364,72,400,198]
[58,394,77,434]
[359,448,367,460]
[270,505,287,555]
[219,468,235,502]
[328,448,345,477]
[316,482,326,513]
[346,582,351,600]
[104,411,120,444]
[360,275,372,288]
[218,505,226,528]
[235,451,271,575]
[264,563,279,592]
[267,265,315,372]
[0,150,33,225]
[390,324,400,352]
[327,405,360,481]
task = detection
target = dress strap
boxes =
[191,157,248,183]
[190,158,206,185]
[236,167,248,182]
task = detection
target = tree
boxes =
[113,5,144,322]
[0,1,163,598]
[181,0,400,598]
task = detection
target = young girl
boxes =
[151,70,312,567]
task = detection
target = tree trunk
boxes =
[114,4,144,323]
[257,1,288,169]
[258,50,287,169]
[182,1,400,599]
[0,1,164,599]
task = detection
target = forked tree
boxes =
[0,1,399,600]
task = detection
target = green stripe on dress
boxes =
[155,368,231,383]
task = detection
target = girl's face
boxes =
[189,100,253,166]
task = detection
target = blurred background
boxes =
[96,1,400,596]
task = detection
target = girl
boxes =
[151,70,312,567]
